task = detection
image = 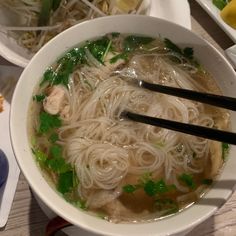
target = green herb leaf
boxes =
[222,143,229,160]
[32,148,47,164]
[57,171,73,194]
[46,157,71,173]
[40,68,55,86]
[164,38,182,55]
[164,38,195,62]
[87,36,111,63]
[38,112,62,134]
[212,0,227,10]
[110,52,128,64]
[50,144,62,159]
[202,179,213,185]
[144,179,169,196]
[123,35,154,52]
[179,173,196,189]
[33,94,46,102]
[123,184,138,193]
[183,47,194,60]
[49,133,59,143]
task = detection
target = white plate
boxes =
[0,65,22,227]
[196,0,236,43]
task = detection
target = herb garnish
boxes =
[38,111,62,134]
[164,38,194,60]
[87,36,111,63]
[33,94,46,102]
[202,179,213,185]
[222,143,229,160]
[179,173,196,189]
[110,52,128,64]
[123,35,154,52]
[49,133,59,143]
[123,174,176,197]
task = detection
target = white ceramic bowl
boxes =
[0,0,192,68]
[10,15,236,236]
[0,0,151,68]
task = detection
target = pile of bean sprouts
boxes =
[0,0,148,53]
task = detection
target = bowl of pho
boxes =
[10,15,236,236]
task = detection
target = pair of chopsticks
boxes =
[121,79,236,145]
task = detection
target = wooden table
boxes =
[1,1,236,235]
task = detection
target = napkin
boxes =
[149,0,191,30]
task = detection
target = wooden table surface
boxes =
[1,1,236,235]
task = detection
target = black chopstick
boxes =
[121,111,236,145]
[139,80,236,111]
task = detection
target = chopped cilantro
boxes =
[222,143,229,160]
[38,112,61,134]
[50,144,63,159]
[164,38,195,62]
[46,157,71,173]
[49,133,59,143]
[183,47,194,60]
[40,47,86,87]
[32,148,47,164]
[123,184,138,193]
[33,94,46,102]
[144,180,169,196]
[164,38,182,55]
[40,68,55,86]
[123,35,154,52]
[202,179,213,185]
[110,52,128,64]
[123,176,176,197]
[179,173,196,189]
[87,36,111,63]
[46,157,68,173]
[57,171,74,194]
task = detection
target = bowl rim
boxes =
[0,40,28,67]
[10,15,236,236]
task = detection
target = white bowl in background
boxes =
[0,0,191,68]
[10,15,236,236]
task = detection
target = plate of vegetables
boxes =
[196,0,236,43]
[0,0,192,68]
[0,0,151,67]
